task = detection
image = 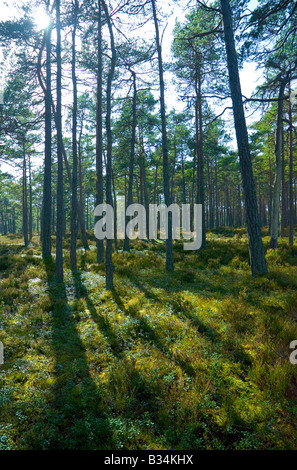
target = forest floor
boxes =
[0,229,297,450]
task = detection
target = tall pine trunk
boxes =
[22,140,28,247]
[220,0,267,276]
[101,0,116,289]
[96,0,104,263]
[70,0,78,271]
[28,154,33,241]
[56,0,64,282]
[42,21,52,258]
[124,71,137,252]
[270,79,287,248]
[195,58,206,248]
[289,83,294,246]
[152,0,173,271]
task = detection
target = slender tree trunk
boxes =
[86,196,89,230]
[153,157,161,205]
[195,56,206,248]
[56,0,64,282]
[152,0,173,270]
[181,151,186,204]
[215,154,219,230]
[101,0,115,289]
[22,141,28,247]
[268,150,273,233]
[191,149,196,231]
[171,138,177,201]
[139,133,150,236]
[28,154,33,241]
[112,168,118,251]
[78,127,86,238]
[12,207,16,234]
[96,0,104,263]
[221,0,267,276]
[237,183,242,227]
[42,20,52,258]
[124,70,137,252]
[289,83,294,246]
[70,0,78,271]
[270,78,287,248]
[281,123,286,237]
[208,159,214,230]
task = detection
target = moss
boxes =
[0,232,297,449]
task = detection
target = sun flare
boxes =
[34,8,50,30]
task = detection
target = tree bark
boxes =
[280,120,286,237]
[124,70,137,252]
[289,83,294,246]
[152,0,174,271]
[42,20,52,258]
[56,0,64,282]
[70,0,79,271]
[220,0,267,276]
[96,0,104,263]
[270,78,287,248]
[195,57,206,248]
[22,140,28,247]
[101,0,116,289]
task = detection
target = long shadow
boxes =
[125,273,252,369]
[111,289,197,377]
[72,271,123,359]
[72,272,169,422]
[127,272,221,343]
[130,278,160,303]
[43,258,112,450]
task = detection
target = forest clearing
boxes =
[0,0,297,452]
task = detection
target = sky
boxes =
[0,0,264,175]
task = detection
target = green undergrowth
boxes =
[0,229,297,449]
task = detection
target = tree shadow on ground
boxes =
[43,258,112,450]
[111,289,197,377]
[125,273,253,369]
[72,270,123,359]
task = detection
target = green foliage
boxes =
[0,233,297,449]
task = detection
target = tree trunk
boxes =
[215,154,219,230]
[96,0,104,263]
[28,154,33,241]
[220,0,267,276]
[22,141,28,247]
[124,70,137,252]
[139,133,150,236]
[270,78,287,248]
[56,0,64,282]
[280,123,286,237]
[70,0,78,271]
[42,21,52,258]
[78,125,87,241]
[181,151,186,204]
[268,150,273,233]
[152,0,174,271]
[289,83,294,246]
[195,55,206,248]
[101,0,116,289]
